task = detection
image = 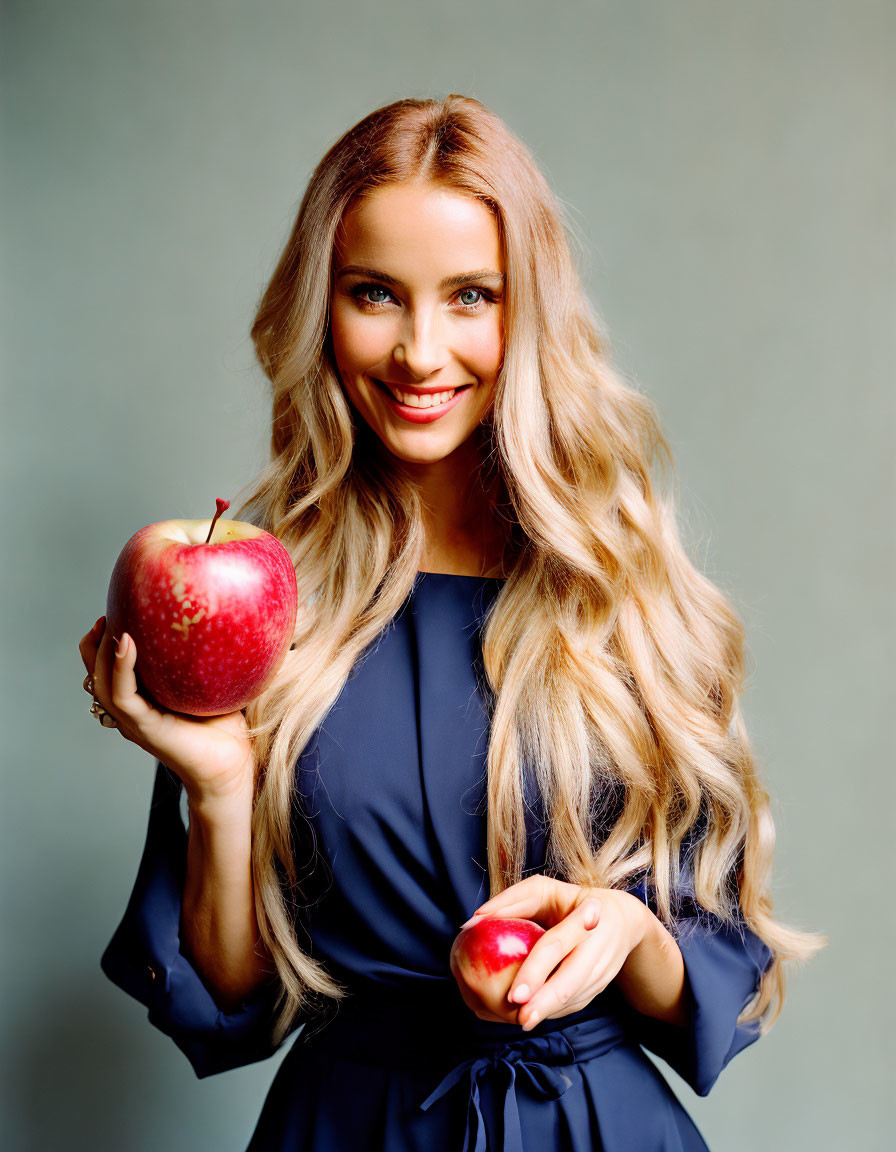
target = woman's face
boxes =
[330,182,505,467]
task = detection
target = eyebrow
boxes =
[336,265,505,291]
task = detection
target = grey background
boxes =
[3,1,892,1149]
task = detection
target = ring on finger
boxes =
[89,698,119,728]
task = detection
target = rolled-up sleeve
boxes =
[100,761,298,1079]
[623,848,774,1096]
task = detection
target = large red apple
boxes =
[450,917,545,1016]
[105,498,298,716]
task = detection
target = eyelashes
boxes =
[348,282,499,313]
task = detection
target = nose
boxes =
[392,306,451,381]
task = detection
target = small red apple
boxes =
[450,917,545,1016]
[105,498,298,716]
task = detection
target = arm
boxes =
[83,619,299,1075]
[181,775,274,1010]
[101,762,296,1079]
[621,863,775,1096]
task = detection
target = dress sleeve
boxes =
[100,760,298,1079]
[622,839,775,1097]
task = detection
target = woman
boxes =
[80,95,823,1151]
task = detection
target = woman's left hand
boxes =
[462,874,649,1031]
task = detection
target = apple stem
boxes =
[205,498,231,544]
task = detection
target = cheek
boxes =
[330,306,385,371]
[464,320,504,376]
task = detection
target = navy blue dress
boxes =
[101,572,773,1151]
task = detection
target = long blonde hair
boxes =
[233,94,825,1047]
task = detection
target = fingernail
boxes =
[460,914,485,930]
[522,1013,539,1031]
[115,634,127,658]
[511,984,530,1003]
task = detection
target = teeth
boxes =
[388,385,457,408]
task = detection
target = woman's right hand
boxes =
[79,615,256,805]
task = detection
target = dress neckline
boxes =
[416,571,506,581]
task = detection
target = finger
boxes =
[465,986,514,1025]
[467,875,566,925]
[78,616,106,674]
[518,937,603,1030]
[468,874,545,919]
[108,633,154,726]
[508,898,601,1007]
[92,617,115,697]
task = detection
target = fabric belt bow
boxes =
[419,1015,628,1152]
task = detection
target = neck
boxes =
[398,441,504,577]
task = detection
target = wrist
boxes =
[184,775,254,827]
[616,899,688,1028]
[619,891,652,954]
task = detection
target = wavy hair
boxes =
[231,94,825,1047]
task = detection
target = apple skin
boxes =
[105,516,298,716]
[450,917,545,1015]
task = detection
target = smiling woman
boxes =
[92,93,824,1152]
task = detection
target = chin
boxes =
[385,431,482,466]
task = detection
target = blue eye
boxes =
[352,284,392,306]
[458,288,483,307]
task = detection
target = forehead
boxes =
[334,183,503,272]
